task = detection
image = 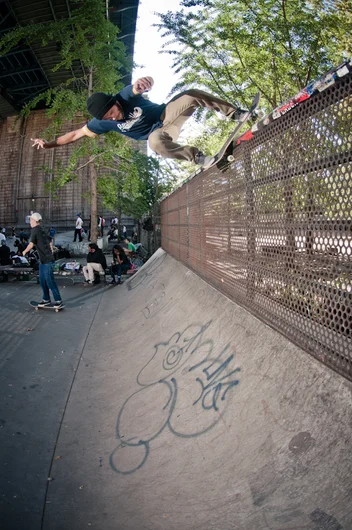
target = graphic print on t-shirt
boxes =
[117,107,143,132]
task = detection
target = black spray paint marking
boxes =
[110,321,241,474]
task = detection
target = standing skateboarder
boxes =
[23,213,63,308]
[31,77,248,168]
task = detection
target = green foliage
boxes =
[95,148,177,217]
[311,0,352,60]
[157,0,348,110]
[155,0,350,180]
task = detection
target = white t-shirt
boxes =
[0,233,6,242]
[76,217,83,229]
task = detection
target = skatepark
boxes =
[0,1,351,528]
[0,55,351,530]
[0,249,351,530]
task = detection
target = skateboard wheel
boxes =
[35,307,39,311]
[227,155,235,162]
[55,309,59,313]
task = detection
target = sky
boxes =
[132,0,182,105]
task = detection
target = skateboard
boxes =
[205,92,261,170]
[29,301,66,312]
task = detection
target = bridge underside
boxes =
[0,0,139,118]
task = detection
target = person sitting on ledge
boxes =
[110,245,131,285]
[123,237,136,254]
[83,243,107,285]
[0,241,11,266]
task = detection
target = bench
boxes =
[0,265,36,282]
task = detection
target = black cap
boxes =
[86,92,117,120]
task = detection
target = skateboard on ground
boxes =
[29,301,66,313]
[205,92,261,170]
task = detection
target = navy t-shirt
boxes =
[85,85,166,140]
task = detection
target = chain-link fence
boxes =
[161,61,352,381]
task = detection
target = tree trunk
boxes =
[117,207,122,240]
[87,67,98,243]
[90,160,98,243]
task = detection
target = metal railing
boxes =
[161,62,352,381]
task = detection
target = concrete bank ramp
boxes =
[45,249,352,530]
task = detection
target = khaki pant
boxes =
[83,262,104,282]
[148,89,237,162]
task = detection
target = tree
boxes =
[96,149,177,236]
[155,0,350,182]
[0,0,131,242]
[157,0,349,109]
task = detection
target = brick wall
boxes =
[0,109,147,230]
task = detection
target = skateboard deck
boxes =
[205,92,261,170]
[29,301,66,312]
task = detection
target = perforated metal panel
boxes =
[161,67,352,380]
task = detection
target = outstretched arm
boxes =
[31,127,89,150]
[132,76,154,95]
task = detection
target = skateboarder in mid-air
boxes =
[31,77,249,168]
[23,213,63,309]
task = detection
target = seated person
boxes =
[124,237,136,254]
[83,243,107,285]
[19,235,30,252]
[19,231,29,242]
[0,242,11,265]
[107,224,118,241]
[14,239,38,266]
[14,239,26,254]
[110,245,131,285]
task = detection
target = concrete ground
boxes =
[0,249,351,530]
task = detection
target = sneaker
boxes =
[38,300,51,307]
[84,280,92,286]
[53,300,63,308]
[233,107,249,122]
[116,279,122,285]
[194,152,215,169]
[110,279,116,285]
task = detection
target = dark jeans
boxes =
[111,263,130,279]
[39,262,62,302]
[73,228,82,242]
